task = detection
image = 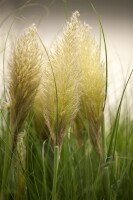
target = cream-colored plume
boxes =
[77,21,105,156]
[40,12,81,148]
[9,24,41,152]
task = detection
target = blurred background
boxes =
[0,0,132,121]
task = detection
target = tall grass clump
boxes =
[0,2,133,199]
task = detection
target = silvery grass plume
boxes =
[40,12,81,150]
[8,24,41,154]
[77,20,105,157]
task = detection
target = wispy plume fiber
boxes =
[9,24,41,152]
[41,12,81,148]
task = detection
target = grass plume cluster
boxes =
[0,6,133,200]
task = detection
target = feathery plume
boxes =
[41,11,81,149]
[9,24,41,153]
[77,21,105,156]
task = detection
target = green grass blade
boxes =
[107,69,133,162]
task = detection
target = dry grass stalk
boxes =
[9,24,41,153]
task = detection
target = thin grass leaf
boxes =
[107,69,133,162]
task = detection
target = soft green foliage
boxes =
[0,6,133,200]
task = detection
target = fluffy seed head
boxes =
[78,23,105,120]
[41,12,81,148]
[77,21,105,155]
[9,24,41,134]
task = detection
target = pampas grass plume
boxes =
[77,21,105,156]
[41,12,81,149]
[9,24,41,152]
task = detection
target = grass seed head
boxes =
[9,24,42,150]
[41,11,82,148]
[76,19,105,156]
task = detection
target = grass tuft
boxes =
[0,4,132,200]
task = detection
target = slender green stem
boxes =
[103,166,110,200]
[1,128,11,199]
[0,1,49,27]
[102,113,106,163]
[42,141,48,200]
[52,146,60,200]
